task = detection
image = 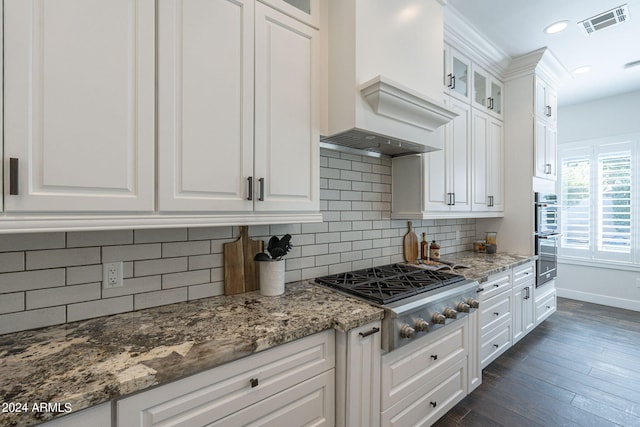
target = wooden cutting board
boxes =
[224,226,264,295]
[403,221,418,263]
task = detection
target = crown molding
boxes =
[443,4,511,78]
[505,47,572,87]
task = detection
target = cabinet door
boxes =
[157,0,254,212]
[254,3,320,212]
[534,119,557,181]
[444,45,471,102]
[4,0,155,212]
[512,283,526,343]
[471,109,489,212]
[472,68,488,110]
[489,79,504,118]
[546,126,558,180]
[448,98,472,212]
[487,117,504,211]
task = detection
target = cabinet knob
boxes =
[430,354,438,360]
[493,312,500,316]
[430,401,437,408]
[493,344,499,348]
[249,378,259,388]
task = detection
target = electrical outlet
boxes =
[103,262,123,289]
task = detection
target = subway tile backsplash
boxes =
[0,149,475,335]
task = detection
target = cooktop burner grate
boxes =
[314,263,466,304]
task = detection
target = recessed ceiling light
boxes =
[624,60,640,73]
[572,65,592,75]
[544,20,569,34]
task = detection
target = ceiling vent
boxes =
[579,4,629,35]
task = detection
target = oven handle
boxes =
[359,327,380,338]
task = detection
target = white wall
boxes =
[556,90,640,312]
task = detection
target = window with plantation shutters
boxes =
[558,139,637,265]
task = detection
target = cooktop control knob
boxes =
[443,308,458,319]
[456,302,471,313]
[399,323,415,339]
[466,298,480,309]
[414,318,430,332]
[431,313,446,325]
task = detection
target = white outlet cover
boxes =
[103,262,124,289]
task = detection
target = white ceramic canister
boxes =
[258,259,285,296]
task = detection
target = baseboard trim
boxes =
[556,288,640,312]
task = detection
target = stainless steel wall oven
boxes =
[535,192,560,287]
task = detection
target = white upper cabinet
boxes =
[4,0,155,212]
[254,2,320,212]
[157,0,254,212]
[472,109,504,212]
[444,44,472,102]
[472,65,503,119]
[535,77,558,125]
[424,96,472,212]
[534,76,558,181]
[156,0,320,213]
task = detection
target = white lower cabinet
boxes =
[478,271,512,369]
[535,280,557,325]
[335,321,381,427]
[467,310,482,393]
[381,319,468,427]
[117,330,335,427]
[512,261,536,344]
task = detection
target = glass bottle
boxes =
[421,232,428,260]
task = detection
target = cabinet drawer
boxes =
[381,320,467,411]
[117,330,334,426]
[478,271,511,300]
[381,358,467,427]
[480,321,511,369]
[536,290,557,324]
[513,261,535,285]
[479,293,511,335]
[211,370,334,426]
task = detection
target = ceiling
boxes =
[447,0,640,106]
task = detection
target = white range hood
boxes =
[321,0,456,157]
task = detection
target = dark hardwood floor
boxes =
[434,298,640,427]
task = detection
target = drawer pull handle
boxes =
[247,176,253,201]
[430,354,438,360]
[493,344,499,348]
[249,378,259,388]
[494,284,500,288]
[477,287,484,293]
[9,158,19,195]
[493,312,500,316]
[359,327,380,338]
[547,305,551,310]
[430,401,437,408]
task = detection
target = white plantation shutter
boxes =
[561,156,590,251]
[598,151,631,253]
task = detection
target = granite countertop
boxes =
[439,251,536,283]
[0,281,383,427]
